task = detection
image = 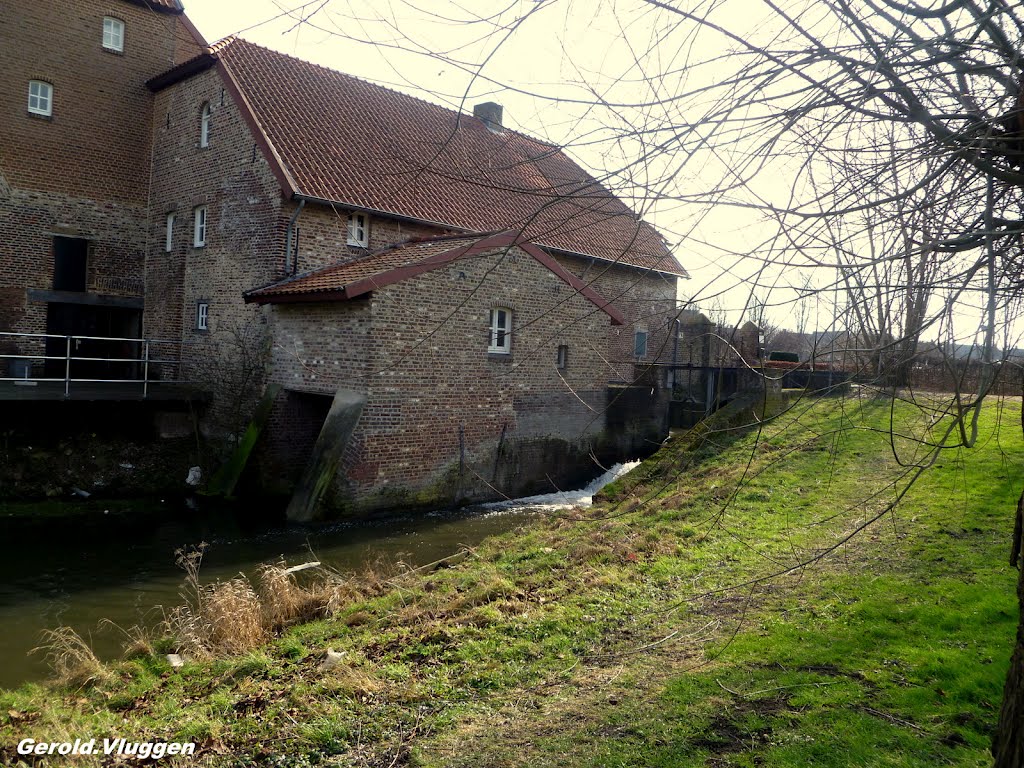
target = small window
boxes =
[102,17,124,52]
[556,344,568,370]
[193,205,207,247]
[347,213,368,247]
[489,308,512,354]
[634,329,648,359]
[28,81,52,117]
[196,302,209,331]
[199,102,211,148]
[165,212,175,252]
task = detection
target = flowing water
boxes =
[0,462,637,689]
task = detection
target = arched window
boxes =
[634,328,648,359]
[199,102,211,147]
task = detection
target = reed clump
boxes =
[164,546,387,659]
[32,626,113,688]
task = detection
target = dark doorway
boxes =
[52,237,88,292]
[44,304,142,380]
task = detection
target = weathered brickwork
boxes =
[260,244,618,510]
[143,67,284,429]
[0,0,202,368]
[146,67,284,341]
[1,1,200,202]
[552,255,680,377]
[0,191,147,328]
[287,203,452,275]
[267,301,372,396]
[3,4,681,513]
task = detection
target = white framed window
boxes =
[489,308,512,354]
[634,329,648,359]
[102,17,124,52]
[27,81,53,117]
[347,213,368,247]
[196,302,209,331]
[165,212,175,252]
[193,205,207,247]
[557,344,568,369]
[199,102,211,148]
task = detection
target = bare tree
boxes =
[270,0,1024,759]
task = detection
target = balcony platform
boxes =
[0,381,209,402]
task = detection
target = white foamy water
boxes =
[482,460,641,514]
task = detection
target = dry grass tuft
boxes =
[258,562,332,631]
[164,545,268,659]
[98,618,159,660]
[160,547,395,660]
[343,610,373,627]
[325,664,384,700]
[32,627,113,688]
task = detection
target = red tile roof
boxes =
[249,235,484,299]
[200,38,684,277]
[244,232,626,325]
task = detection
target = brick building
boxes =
[2,3,687,516]
[0,0,204,377]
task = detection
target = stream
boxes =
[0,461,637,689]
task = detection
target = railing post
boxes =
[143,340,150,398]
[64,336,72,398]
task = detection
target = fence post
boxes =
[64,336,72,398]
[143,340,150,398]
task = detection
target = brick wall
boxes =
[261,243,618,511]
[267,300,372,395]
[552,254,679,380]
[0,0,199,203]
[288,202,453,275]
[0,0,202,366]
[0,190,147,329]
[145,67,287,431]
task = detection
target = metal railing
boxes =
[0,331,192,398]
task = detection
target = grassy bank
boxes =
[2,390,1021,767]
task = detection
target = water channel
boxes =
[0,462,637,689]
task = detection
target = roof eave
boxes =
[243,232,626,325]
[146,53,217,91]
[540,243,688,279]
[245,288,353,305]
[119,0,182,15]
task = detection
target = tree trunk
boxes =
[993,490,1024,767]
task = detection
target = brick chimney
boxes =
[473,102,503,132]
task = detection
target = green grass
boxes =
[1,390,1020,767]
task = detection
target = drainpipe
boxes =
[670,318,680,391]
[285,198,306,274]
